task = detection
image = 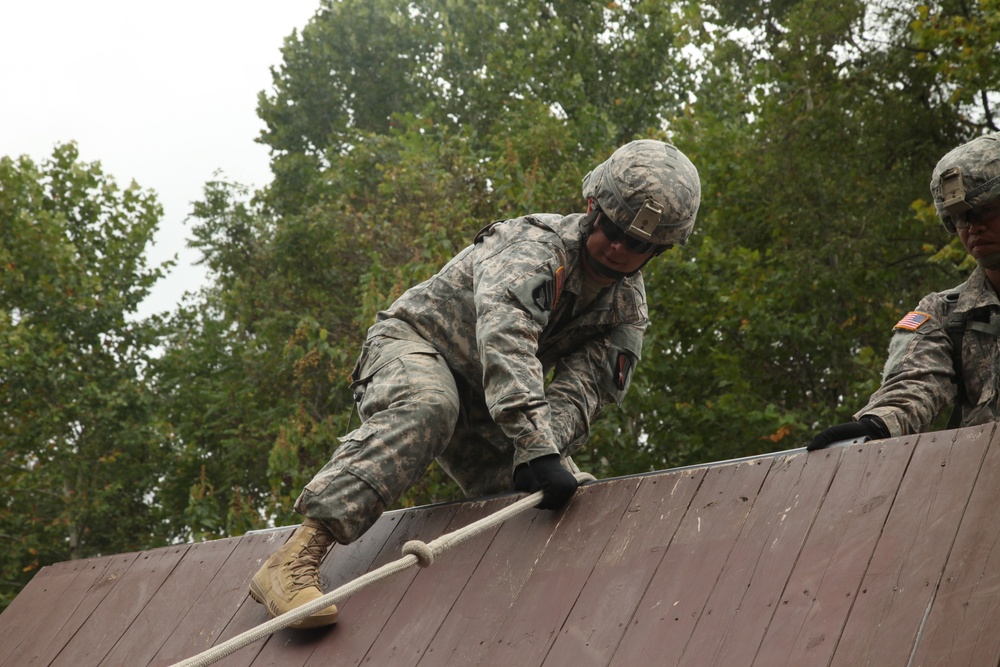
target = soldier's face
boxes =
[584,219,658,282]
[958,202,1000,261]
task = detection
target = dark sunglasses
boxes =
[597,215,665,254]
[954,202,1000,229]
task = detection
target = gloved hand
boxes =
[807,415,890,451]
[513,454,579,510]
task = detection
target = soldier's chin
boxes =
[975,251,1000,269]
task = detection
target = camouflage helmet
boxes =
[582,139,701,246]
[930,133,1000,234]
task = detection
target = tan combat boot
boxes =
[249,518,339,629]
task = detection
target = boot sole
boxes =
[248,577,339,629]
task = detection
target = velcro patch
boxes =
[894,311,932,331]
[531,265,565,312]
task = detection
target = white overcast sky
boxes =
[1,1,318,319]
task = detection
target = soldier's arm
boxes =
[854,295,957,437]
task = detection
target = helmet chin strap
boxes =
[581,241,657,280]
[583,245,630,280]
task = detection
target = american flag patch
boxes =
[894,311,932,331]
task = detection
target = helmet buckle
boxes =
[627,199,663,241]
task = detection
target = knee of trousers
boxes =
[294,470,387,545]
[363,385,460,440]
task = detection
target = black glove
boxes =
[807,415,890,451]
[513,454,579,510]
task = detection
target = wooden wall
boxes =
[2,423,1000,666]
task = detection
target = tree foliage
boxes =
[0,143,167,608]
[157,0,1000,532]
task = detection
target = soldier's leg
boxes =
[295,341,460,544]
[251,338,458,626]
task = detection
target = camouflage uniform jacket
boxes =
[366,213,648,468]
[857,266,1000,436]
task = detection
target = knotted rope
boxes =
[171,472,594,667]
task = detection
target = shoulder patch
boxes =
[894,311,932,331]
[614,351,632,390]
[531,265,565,312]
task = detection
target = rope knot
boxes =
[402,540,435,567]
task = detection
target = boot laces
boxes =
[287,531,330,590]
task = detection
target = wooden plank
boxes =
[357,497,511,666]
[47,544,189,667]
[0,560,92,664]
[103,536,239,667]
[907,423,1000,667]
[0,558,112,665]
[209,510,405,667]
[752,436,916,667]
[151,530,290,667]
[681,448,842,666]
[13,424,1000,667]
[544,471,703,666]
[104,537,238,666]
[475,480,640,666]
[203,527,297,667]
[413,496,565,666]
[608,457,774,667]
[258,503,460,667]
[0,552,139,667]
[832,425,992,667]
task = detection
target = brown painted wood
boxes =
[753,436,916,667]
[359,497,511,666]
[544,471,702,666]
[908,423,1000,667]
[476,480,638,666]
[609,457,774,667]
[13,424,1000,667]
[0,559,93,665]
[682,449,842,667]
[202,527,297,667]
[48,544,189,667]
[141,534,268,667]
[832,425,992,667]
[225,510,420,667]
[413,496,565,666]
[287,503,461,666]
[0,555,126,666]
[1,552,140,667]
[102,537,240,666]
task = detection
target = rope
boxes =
[171,472,594,667]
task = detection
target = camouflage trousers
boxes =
[295,334,579,545]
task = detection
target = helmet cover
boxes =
[582,140,701,246]
[930,133,1000,234]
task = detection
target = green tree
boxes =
[161,0,1000,527]
[258,0,702,214]
[589,0,992,473]
[0,143,167,609]
[156,118,508,533]
[158,0,707,529]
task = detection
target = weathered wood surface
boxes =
[2,424,1000,667]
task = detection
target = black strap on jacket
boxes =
[943,288,1000,429]
[944,294,966,430]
